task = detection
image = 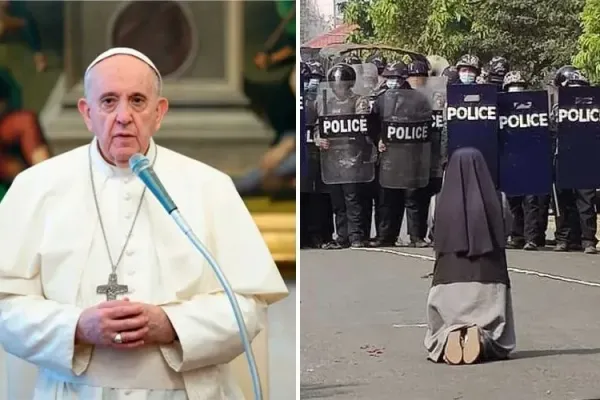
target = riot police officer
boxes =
[407,59,429,88]
[404,59,433,247]
[300,61,311,91]
[455,54,482,85]
[502,71,549,250]
[442,65,460,85]
[366,53,389,93]
[360,57,390,243]
[300,60,334,248]
[315,63,375,249]
[366,52,387,76]
[369,61,432,247]
[487,56,511,90]
[552,66,598,254]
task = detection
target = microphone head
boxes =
[129,153,150,175]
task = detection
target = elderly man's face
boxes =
[77,55,168,167]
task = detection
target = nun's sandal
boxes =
[443,329,463,365]
[462,326,481,364]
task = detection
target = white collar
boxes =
[90,137,157,178]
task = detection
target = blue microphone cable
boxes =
[129,153,263,400]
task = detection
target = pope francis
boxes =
[0,48,289,399]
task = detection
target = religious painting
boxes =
[243,0,296,145]
[0,1,62,201]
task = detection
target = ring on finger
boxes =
[113,332,124,344]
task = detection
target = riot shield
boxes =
[555,86,600,189]
[498,90,552,196]
[300,85,329,193]
[414,76,447,179]
[379,88,434,189]
[447,84,499,184]
[316,70,378,185]
[300,74,307,180]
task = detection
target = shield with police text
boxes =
[300,74,307,180]
[498,90,552,196]
[447,84,499,184]
[414,76,447,179]
[555,86,600,189]
[300,88,329,192]
[317,75,378,185]
[379,88,434,189]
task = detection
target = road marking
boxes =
[392,323,428,328]
[351,247,600,288]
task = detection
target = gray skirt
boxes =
[424,282,516,362]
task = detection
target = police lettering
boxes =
[387,125,429,141]
[447,106,497,121]
[499,113,549,130]
[306,129,314,143]
[432,113,444,129]
[557,108,600,123]
[322,118,368,135]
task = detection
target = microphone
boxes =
[129,153,177,214]
[128,152,264,400]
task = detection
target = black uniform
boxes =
[300,61,334,248]
[370,61,432,247]
[361,58,388,242]
[404,59,434,247]
[551,66,598,253]
[316,63,373,249]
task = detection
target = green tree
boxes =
[419,0,475,60]
[343,0,585,85]
[343,0,431,50]
[573,0,600,83]
[463,0,584,85]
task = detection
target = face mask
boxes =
[508,86,525,92]
[387,79,399,89]
[459,71,476,84]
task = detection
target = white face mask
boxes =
[459,71,476,84]
[507,86,525,92]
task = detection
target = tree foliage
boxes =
[343,0,586,86]
[573,0,600,83]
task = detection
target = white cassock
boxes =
[0,138,289,400]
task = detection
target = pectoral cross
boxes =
[97,272,129,301]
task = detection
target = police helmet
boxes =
[327,63,357,83]
[382,61,409,79]
[477,67,489,83]
[340,54,362,65]
[307,60,325,79]
[488,56,510,77]
[408,59,429,77]
[442,65,460,84]
[502,71,527,90]
[366,53,387,75]
[455,54,482,72]
[300,61,311,79]
[554,65,589,87]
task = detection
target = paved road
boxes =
[300,246,600,400]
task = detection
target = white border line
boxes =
[351,247,600,288]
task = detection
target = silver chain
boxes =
[88,144,155,274]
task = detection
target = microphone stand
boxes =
[130,154,263,400]
[170,211,264,400]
